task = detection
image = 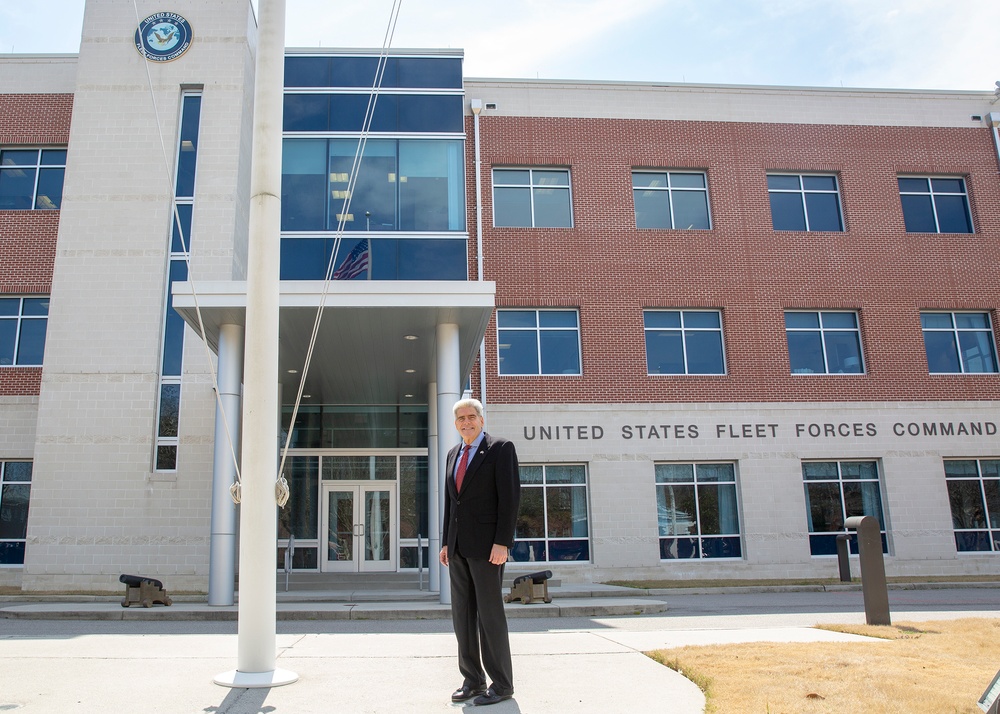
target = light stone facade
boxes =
[13,0,257,591]
[3,0,1000,594]
[488,402,1000,583]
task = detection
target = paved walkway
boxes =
[1,584,998,713]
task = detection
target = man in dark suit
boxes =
[439,398,520,706]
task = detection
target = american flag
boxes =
[331,238,369,280]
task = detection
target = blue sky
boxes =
[1,0,998,91]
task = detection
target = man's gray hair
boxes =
[453,398,484,418]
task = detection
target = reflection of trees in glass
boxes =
[514,465,588,562]
[398,457,427,539]
[516,488,545,538]
[947,481,985,529]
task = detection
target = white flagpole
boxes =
[215,0,297,688]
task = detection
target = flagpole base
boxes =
[214,668,298,688]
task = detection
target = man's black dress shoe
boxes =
[472,688,513,706]
[451,684,487,702]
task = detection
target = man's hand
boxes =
[439,545,449,567]
[488,544,509,566]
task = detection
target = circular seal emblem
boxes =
[134,12,193,62]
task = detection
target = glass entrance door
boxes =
[321,483,396,572]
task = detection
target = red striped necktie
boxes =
[455,444,471,491]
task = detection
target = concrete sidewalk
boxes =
[1,584,998,713]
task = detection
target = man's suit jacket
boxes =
[442,432,520,560]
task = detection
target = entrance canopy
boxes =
[172,280,496,405]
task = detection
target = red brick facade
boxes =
[0,93,72,396]
[467,116,1000,405]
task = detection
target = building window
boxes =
[513,464,589,562]
[0,461,31,566]
[803,460,886,556]
[767,174,843,231]
[282,138,466,233]
[155,92,201,472]
[921,311,998,374]
[285,55,463,90]
[644,309,725,374]
[497,309,581,376]
[655,462,742,559]
[632,171,710,229]
[492,168,572,228]
[0,296,48,366]
[0,148,66,210]
[945,459,1000,552]
[785,310,863,374]
[898,176,972,233]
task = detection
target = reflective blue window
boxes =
[375,238,467,280]
[171,204,193,253]
[497,309,581,376]
[767,173,843,231]
[493,169,572,227]
[281,139,465,233]
[280,237,466,280]
[633,171,710,229]
[898,176,972,233]
[174,95,202,197]
[0,297,48,366]
[281,139,327,231]
[785,310,863,374]
[285,56,462,89]
[283,94,463,133]
[0,149,66,210]
[644,310,725,375]
[921,311,998,373]
[161,261,188,376]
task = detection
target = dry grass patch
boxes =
[649,618,999,714]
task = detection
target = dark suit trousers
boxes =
[449,549,513,694]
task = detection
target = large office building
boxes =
[3,0,1000,595]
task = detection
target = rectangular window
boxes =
[492,168,572,228]
[0,461,32,566]
[803,460,886,556]
[155,92,201,472]
[644,309,725,374]
[785,310,863,374]
[0,296,49,366]
[283,94,465,133]
[632,171,710,229]
[921,311,998,374]
[767,174,843,231]
[898,176,973,233]
[497,309,581,376]
[513,464,589,563]
[944,459,1000,552]
[281,138,466,233]
[655,462,742,559]
[0,148,66,210]
[285,55,463,90]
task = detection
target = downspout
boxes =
[471,99,487,406]
[990,112,1000,173]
